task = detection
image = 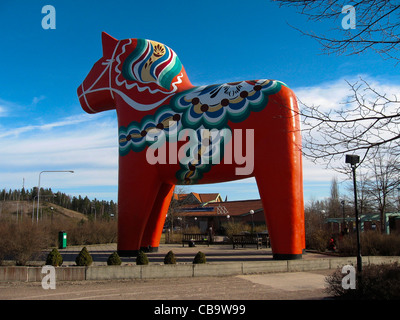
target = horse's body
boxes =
[78,32,305,259]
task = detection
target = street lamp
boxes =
[341,200,347,233]
[37,170,74,224]
[345,154,362,273]
[33,194,56,222]
[249,209,255,234]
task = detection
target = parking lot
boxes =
[0,269,333,300]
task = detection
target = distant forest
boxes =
[0,187,117,218]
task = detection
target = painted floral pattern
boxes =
[119,79,285,184]
[172,80,283,129]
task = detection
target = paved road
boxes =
[0,269,334,300]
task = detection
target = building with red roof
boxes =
[171,192,266,233]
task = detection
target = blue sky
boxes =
[1,0,399,202]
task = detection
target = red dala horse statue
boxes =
[78,32,305,259]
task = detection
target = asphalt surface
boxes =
[0,243,337,301]
[0,269,334,300]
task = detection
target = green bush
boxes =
[75,247,93,266]
[46,248,63,267]
[164,250,176,264]
[136,251,149,265]
[325,262,400,299]
[193,251,206,264]
[107,252,121,265]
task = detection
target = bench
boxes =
[182,233,210,247]
[232,233,269,249]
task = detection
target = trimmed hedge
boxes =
[107,252,122,265]
[136,251,149,265]
[46,248,63,267]
[75,247,93,266]
[193,251,206,264]
[164,250,177,264]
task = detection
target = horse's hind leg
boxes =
[117,156,160,257]
[140,183,175,252]
[256,165,304,259]
[254,90,305,259]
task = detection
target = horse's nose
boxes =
[77,84,94,113]
[77,84,83,99]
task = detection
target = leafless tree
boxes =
[304,197,329,230]
[328,177,342,217]
[363,151,400,232]
[300,78,400,167]
[345,170,374,216]
[272,1,400,167]
[275,0,400,62]
[166,186,190,234]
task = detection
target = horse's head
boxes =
[78,32,192,114]
[78,32,119,114]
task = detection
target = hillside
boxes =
[41,202,88,221]
[0,200,88,221]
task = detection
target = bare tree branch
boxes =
[299,78,400,167]
[275,0,400,62]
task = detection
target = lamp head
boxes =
[345,154,360,165]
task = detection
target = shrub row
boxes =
[44,249,207,266]
[338,231,400,256]
[306,228,400,256]
[127,250,206,265]
[45,247,94,266]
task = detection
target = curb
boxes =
[1,256,399,282]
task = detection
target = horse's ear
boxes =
[102,32,118,57]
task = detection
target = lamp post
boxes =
[341,200,346,233]
[345,154,362,273]
[37,170,74,224]
[249,209,255,234]
[33,194,56,222]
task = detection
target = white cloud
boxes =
[0,99,13,117]
[32,95,46,106]
[295,78,353,112]
[0,107,6,117]
[0,114,104,139]
[294,75,400,158]
[302,157,345,182]
[293,75,400,200]
[295,75,400,113]
[0,112,119,192]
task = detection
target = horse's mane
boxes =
[115,38,183,92]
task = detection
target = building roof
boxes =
[325,212,400,223]
[173,192,222,204]
[178,199,263,217]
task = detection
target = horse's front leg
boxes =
[117,152,160,257]
[140,182,175,252]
